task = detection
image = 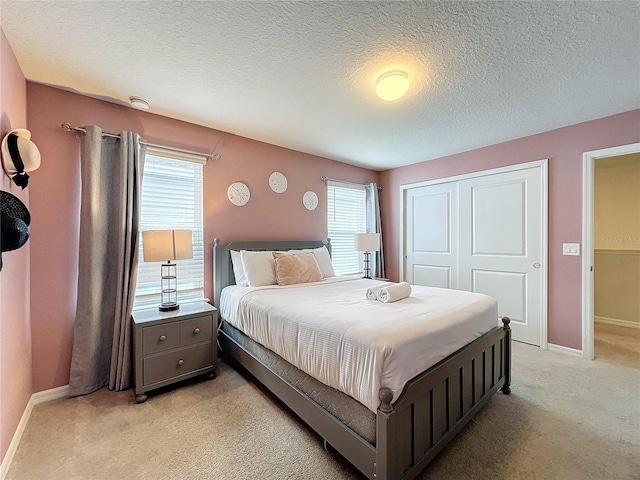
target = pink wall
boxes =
[0,29,32,463]
[26,82,379,392]
[379,109,640,349]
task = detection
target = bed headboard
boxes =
[212,238,331,313]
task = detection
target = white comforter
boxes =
[220,276,498,412]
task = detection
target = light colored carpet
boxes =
[595,322,640,369]
[7,341,640,480]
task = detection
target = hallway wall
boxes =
[594,153,640,326]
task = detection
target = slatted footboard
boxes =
[374,318,511,480]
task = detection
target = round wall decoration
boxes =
[302,191,318,211]
[228,182,250,206]
[269,171,288,193]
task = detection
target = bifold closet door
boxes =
[403,166,544,346]
[404,181,458,289]
[458,168,543,346]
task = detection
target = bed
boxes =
[213,238,511,480]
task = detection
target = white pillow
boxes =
[241,250,277,286]
[287,246,335,278]
[230,250,248,287]
[312,246,335,278]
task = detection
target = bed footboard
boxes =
[220,316,511,480]
[375,318,511,480]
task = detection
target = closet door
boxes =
[402,163,546,346]
[404,182,458,288]
[458,167,543,345]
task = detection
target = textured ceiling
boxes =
[1,1,639,170]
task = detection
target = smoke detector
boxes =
[129,96,150,110]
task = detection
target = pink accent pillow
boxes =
[272,252,323,286]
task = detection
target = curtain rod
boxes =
[61,123,221,160]
[321,175,382,190]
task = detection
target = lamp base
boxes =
[159,303,179,312]
[159,262,179,312]
[362,251,372,279]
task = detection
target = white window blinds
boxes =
[134,150,205,309]
[327,181,367,275]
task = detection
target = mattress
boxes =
[220,276,498,412]
[221,321,377,444]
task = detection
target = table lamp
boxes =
[142,230,193,311]
[354,233,380,279]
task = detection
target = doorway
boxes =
[582,143,640,361]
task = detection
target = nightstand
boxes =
[132,301,217,403]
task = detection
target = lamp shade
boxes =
[142,230,193,262]
[354,233,380,252]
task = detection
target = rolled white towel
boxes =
[376,282,412,303]
[366,284,386,300]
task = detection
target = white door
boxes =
[458,168,543,345]
[405,182,458,288]
[403,164,545,346]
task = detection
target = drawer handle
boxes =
[193,328,200,334]
[177,359,184,366]
[159,335,167,342]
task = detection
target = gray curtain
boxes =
[69,126,145,396]
[365,183,385,279]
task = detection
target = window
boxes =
[134,148,205,309]
[327,182,367,275]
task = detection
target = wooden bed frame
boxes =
[213,238,511,480]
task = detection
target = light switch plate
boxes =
[562,243,580,256]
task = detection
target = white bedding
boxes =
[220,276,498,412]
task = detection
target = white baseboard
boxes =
[32,385,69,405]
[595,316,640,330]
[0,397,33,480]
[0,385,69,480]
[547,343,583,357]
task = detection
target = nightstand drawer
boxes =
[180,315,212,346]
[143,321,180,355]
[143,342,213,386]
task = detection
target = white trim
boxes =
[0,398,33,480]
[325,178,366,191]
[595,316,640,330]
[32,384,69,405]
[145,145,208,165]
[0,385,69,479]
[399,159,548,348]
[540,159,549,350]
[399,159,548,190]
[547,343,583,357]
[399,187,405,282]
[582,143,640,361]
[594,249,640,256]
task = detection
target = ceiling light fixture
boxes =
[375,70,409,101]
[129,96,150,110]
